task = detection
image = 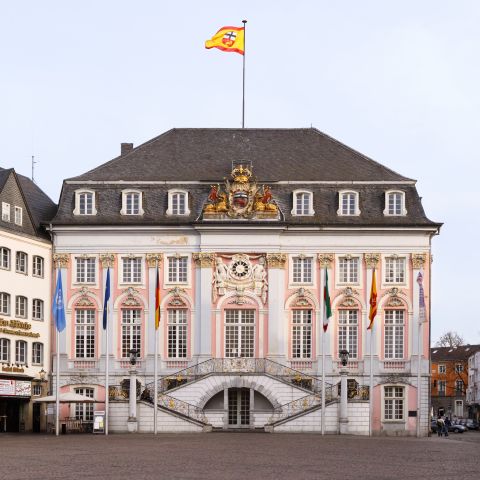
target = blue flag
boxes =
[103,267,110,330]
[53,270,66,332]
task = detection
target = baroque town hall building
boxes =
[50,128,440,435]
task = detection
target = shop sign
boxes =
[0,318,40,338]
[0,379,15,396]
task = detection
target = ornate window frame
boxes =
[120,189,144,216]
[337,190,360,216]
[289,254,316,287]
[383,190,407,216]
[382,254,408,288]
[166,190,190,216]
[73,255,99,287]
[381,384,407,423]
[73,189,97,216]
[291,190,314,216]
[336,254,362,287]
[119,254,145,286]
[164,253,191,288]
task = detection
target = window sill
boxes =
[15,271,28,275]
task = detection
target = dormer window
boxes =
[291,190,314,216]
[74,190,97,216]
[337,190,360,216]
[121,190,144,216]
[384,191,407,216]
[167,190,190,216]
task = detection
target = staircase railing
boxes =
[268,384,338,425]
[143,357,332,398]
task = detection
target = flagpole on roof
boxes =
[242,19,247,128]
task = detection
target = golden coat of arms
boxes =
[203,164,279,219]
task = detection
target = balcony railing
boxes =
[69,360,98,370]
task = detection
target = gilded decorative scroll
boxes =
[192,252,215,267]
[53,253,70,268]
[146,253,163,268]
[364,253,380,268]
[266,253,286,269]
[100,253,115,268]
[412,253,427,269]
[317,253,334,268]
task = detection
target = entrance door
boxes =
[32,403,41,433]
[228,388,250,427]
[225,309,255,358]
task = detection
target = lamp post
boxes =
[127,349,139,433]
[339,349,349,434]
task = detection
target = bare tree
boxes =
[435,331,465,348]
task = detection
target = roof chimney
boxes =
[121,143,134,156]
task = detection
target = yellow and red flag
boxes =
[155,267,160,330]
[367,269,377,330]
[205,26,245,55]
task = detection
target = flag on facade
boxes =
[53,270,66,332]
[323,268,332,332]
[155,267,160,330]
[205,26,245,55]
[367,269,378,330]
[417,271,426,323]
[103,267,110,330]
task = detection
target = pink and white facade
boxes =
[49,128,441,435]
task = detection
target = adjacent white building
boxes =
[0,167,56,432]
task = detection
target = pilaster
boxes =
[266,253,286,359]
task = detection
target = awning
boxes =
[33,392,95,403]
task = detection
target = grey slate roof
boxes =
[72,128,411,182]
[52,128,440,228]
[431,345,480,362]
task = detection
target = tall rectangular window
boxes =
[2,202,10,222]
[385,257,405,284]
[0,338,10,362]
[125,192,140,215]
[78,192,94,215]
[384,386,404,420]
[225,309,255,358]
[172,192,186,215]
[122,257,142,283]
[16,251,27,274]
[295,192,312,215]
[32,342,43,365]
[292,310,312,359]
[122,309,141,358]
[338,310,358,359]
[32,299,44,321]
[76,257,96,283]
[0,292,10,315]
[168,257,188,283]
[74,387,94,421]
[338,257,359,283]
[14,206,22,226]
[16,340,27,364]
[0,247,10,269]
[340,192,357,215]
[455,380,464,394]
[438,380,446,395]
[387,192,403,215]
[438,364,446,374]
[292,257,312,283]
[168,309,187,358]
[33,256,44,277]
[15,296,27,318]
[75,309,96,358]
[384,310,405,359]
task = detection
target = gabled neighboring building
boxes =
[431,345,480,419]
[466,349,480,420]
[0,167,56,432]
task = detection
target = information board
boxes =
[93,410,105,434]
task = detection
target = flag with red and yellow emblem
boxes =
[205,26,245,55]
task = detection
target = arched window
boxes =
[74,190,97,215]
[0,247,10,270]
[121,190,144,215]
[32,299,44,321]
[16,340,27,364]
[291,190,314,216]
[225,309,255,358]
[16,251,27,274]
[32,342,44,365]
[0,338,10,362]
[384,309,405,359]
[337,190,360,216]
[15,296,27,318]
[167,190,190,216]
[33,256,44,277]
[338,309,359,359]
[291,309,312,359]
[167,309,188,358]
[384,190,407,216]
[121,309,141,358]
[75,309,96,358]
[0,292,10,315]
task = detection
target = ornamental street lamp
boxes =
[127,349,139,433]
[39,368,46,381]
[129,349,139,366]
[339,349,350,367]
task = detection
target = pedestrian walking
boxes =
[444,417,451,437]
[436,417,444,437]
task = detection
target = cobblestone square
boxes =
[1,432,479,480]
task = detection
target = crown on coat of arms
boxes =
[231,165,252,183]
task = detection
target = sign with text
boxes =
[0,379,15,396]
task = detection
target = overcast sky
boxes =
[1,1,478,344]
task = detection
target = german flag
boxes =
[205,26,245,55]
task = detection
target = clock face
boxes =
[231,260,250,278]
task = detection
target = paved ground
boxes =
[1,431,479,480]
